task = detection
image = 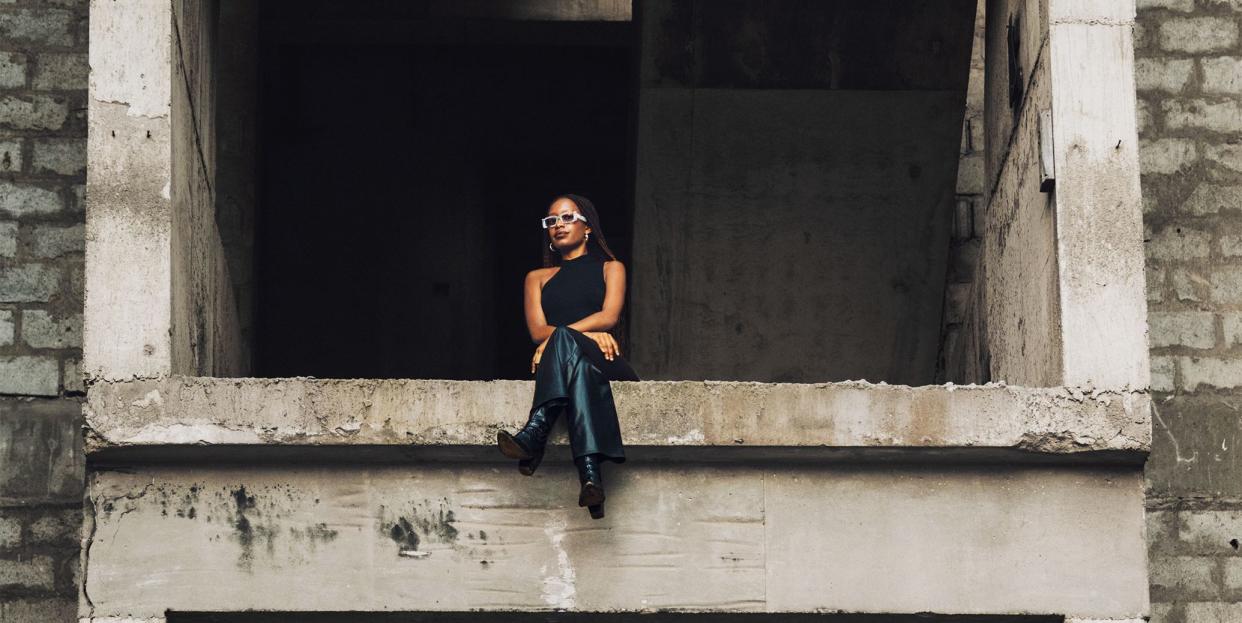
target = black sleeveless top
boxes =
[542,252,606,326]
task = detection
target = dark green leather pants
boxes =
[531,326,638,463]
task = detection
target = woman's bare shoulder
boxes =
[603,259,626,273]
[526,266,557,284]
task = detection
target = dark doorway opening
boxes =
[254,5,635,380]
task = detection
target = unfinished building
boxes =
[75,0,1149,621]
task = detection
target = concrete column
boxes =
[85,0,245,381]
[84,0,174,381]
[979,0,1149,390]
[1046,0,1149,390]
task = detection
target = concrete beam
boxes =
[84,377,1150,462]
[81,464,1148,619]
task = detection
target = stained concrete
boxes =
[84,377,1150,460]
[86,0,246,381]
[1044,2,1147,390]
[978,5,1061,387]
[965,0,1148,390]
[84,0,174,381]
[0,398,83,504]
[82,465,1146,619]
[1146,394,1242,498]
[171,616,1060,623]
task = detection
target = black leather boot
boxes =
[497,403,561,475]
[575,454,605,511]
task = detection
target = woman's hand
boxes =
[531,337,549,374]
[583,331,620,362]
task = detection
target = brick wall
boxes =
[1138,0,1242,621]
[0,0,88,620]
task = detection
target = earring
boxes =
[549,242,556,252]
[585,232,590,241]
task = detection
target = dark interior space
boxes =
[253,4,635,380]
[240,0,976,384]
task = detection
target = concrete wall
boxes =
[86,0,247,382]
[0,0,88,620]
[1045,0,1148,391]
[170,0,246,377]
[82,464,1147,620]
[629,0,975,385]
[971,0,1062,387]
[1137,1,1242,621]
[953,0,1148,391]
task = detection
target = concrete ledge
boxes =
[84,377,1151,462]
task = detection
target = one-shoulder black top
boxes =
[541,252,606,326]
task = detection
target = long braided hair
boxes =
[541,194,619,267]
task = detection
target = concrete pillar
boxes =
[85,0,246,381]
[1046,0,1149,390]
[979,0,1148,390]
[85,0,175,380]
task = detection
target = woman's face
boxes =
[547,198,591,252]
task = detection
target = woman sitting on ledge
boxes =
[496,194,639,520]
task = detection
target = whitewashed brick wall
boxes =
[0,0,87,620]
[1139,0,1242,621]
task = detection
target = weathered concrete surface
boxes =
[638,0,976,91]
[92,617,1067,623]
[84,377,1150,458]
[84,0,174,381]
[978,0,1061,387]
[170,0,246,377]
[1147,395,1242,499]
[0,398,83,504]
[81,465,1147,619]
[971,0,1148,391]
[630,0,974,385]
[93,616,1065,623]
[86,0,247,382]
[1046,0,1148,391]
